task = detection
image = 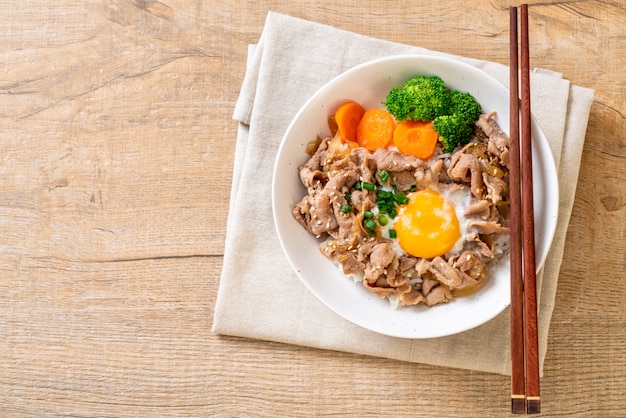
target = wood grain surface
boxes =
[1,1,624,416]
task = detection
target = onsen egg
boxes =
[395,188,467,259]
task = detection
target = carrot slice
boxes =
[334,101,366,143]
[393,120,439,160]
[356,109,395,152]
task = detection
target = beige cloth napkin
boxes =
[213,12,594,375]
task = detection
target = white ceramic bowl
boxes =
[272,55,558,339]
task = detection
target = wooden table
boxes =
[1,1,624,416]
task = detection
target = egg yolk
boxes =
[395,189,461,259]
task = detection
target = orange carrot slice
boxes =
[356,109,395,152]
[334,101,366,143]
[393,120,439,160]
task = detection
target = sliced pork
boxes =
[293,113,511,309]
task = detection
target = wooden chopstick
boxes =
[509,4,541,414]
[509,5,525,415]
[520,4,541,414]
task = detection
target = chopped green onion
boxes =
[355,181,362,190]
[364,219,377,230]
[377,190,393,199]
[378,215,388,226]
[389,229,397,239]
[389,209,398,219]
[378,169,390,183]
[363,211,373,219]
[409,185,417,192]
[393,192,409,205]
[340,204,352,213]
[362,181,376,191]
[344,193,351,202]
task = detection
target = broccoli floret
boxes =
[432,114,475,153]
[382,86,412,122]
[432,90,482,153]
[383,76,451,122]
[448,90,482,124]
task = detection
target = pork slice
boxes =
[372,147,423,172]
[448,152,485,199]
[415,258,430,277]
[449,251,490,291]
[424,285,452,307]
[448,145,473,182]
[356,239,377,263]
[454,250,487,282]
[298,137,330,187]
[469,220,509,235]
[363,242,395,285]
[293,191,337,236]
[329,208,357,243]
[319,239,337,259]
[350,190,376,212]
[428,256,463,288]
[326,182,359,243]
[363,264,381,285]
[369,243,395,270]
[325,166,360,194]
[344,147,377,183]
[429,158,446,183]
[415,165,435,189]
[464,199,492,219]
[395,282,425,306]
[295,188,337,236]
[363,280,395,297]
[477,112,510,167]
[482,173,507,204]
[293,196,313,231]
[374,276,390,288]
[386,263,406,287]
[391,170,418,191]
[398,256,418,273]
[421,277,439,296]
[299,169,326,189]
[340,253,365,276]
[399,286,425,306]
[318,167,362,242]
[468,234,495,258]
[373,147,424,191]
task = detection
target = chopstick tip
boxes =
[527,398,541,414]
[511,395,526,414]
[511,397,526,414]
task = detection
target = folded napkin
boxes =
[213,12,594,375]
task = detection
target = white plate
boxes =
[272,55,559,339]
